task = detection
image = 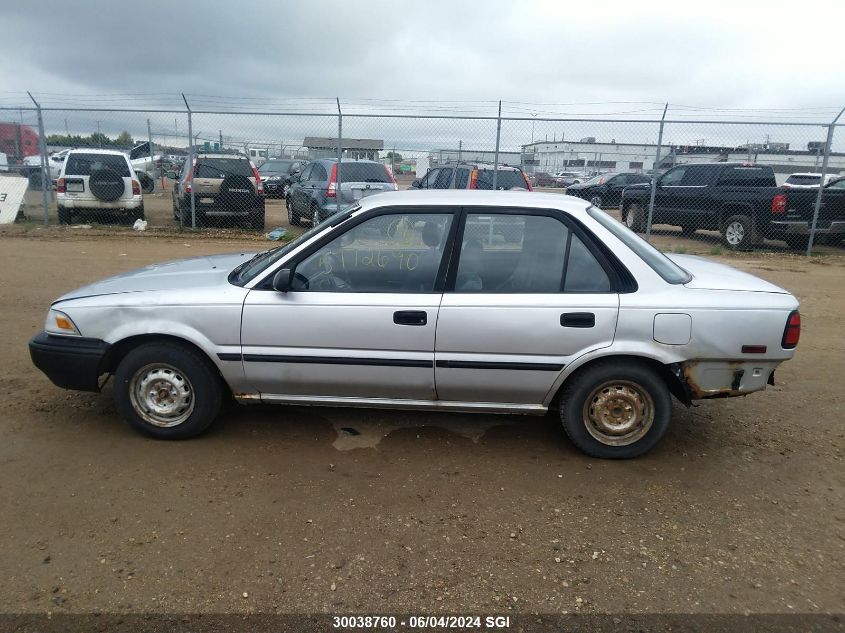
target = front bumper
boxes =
[770,220,845,235]
[29,331,110,392]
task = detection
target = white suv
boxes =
[56,149,144,225]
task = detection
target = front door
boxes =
[434,210,619,405]
[241,209,456,400]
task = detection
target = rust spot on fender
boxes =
[681,361,746,399]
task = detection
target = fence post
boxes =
[806,105,845,255]
[645,102,669,242]
[27,92,50,225]
[336,98,343,216]
[182,94,195,229]
[492,100,502,190]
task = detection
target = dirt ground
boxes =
[0,221,843,619]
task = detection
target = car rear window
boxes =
[64,153,130,177]
[587,207,691,284]
[337,163,391,183]
[475,169,527,190]
[196,158,253,179]
[717,166,776,187]
[785,175,820,186]
[259,160,295,175]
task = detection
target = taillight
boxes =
[326,163,337,197]
[250,161,263,195]
[782,310,800,348]
[56,177,65,193]
[522,171,533,191]
[131,179,141,195]
[185,160,196,193]
[469,169,478,189]
[771,193,787,214]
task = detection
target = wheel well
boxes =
[100,334,229,391]
[550,354,690,409]
[720,203,754,225]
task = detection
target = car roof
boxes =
[195,153,249,159]
[66,148,128,157]
[787,172,823,177]
[317,158,383,165]
[442,161,522,171]
[356,190,592,214]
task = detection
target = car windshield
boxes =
[230,206,360,285]
[582,174,608,185]
[64,153,130,177]
[259,160,294,175]
[587,207,691,284]
[338,163,391,183]
[785,175,820,185]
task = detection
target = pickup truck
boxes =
[620,162,787,250]
[771,177,845,248]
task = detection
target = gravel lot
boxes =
[0,218,843,618]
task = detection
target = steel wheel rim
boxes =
[582,380,654,446]
[590,196,602,208]
[129,363,194,428]
[726,221,745,245]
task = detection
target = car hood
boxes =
[54,252,256,302]
[668,254,789,294]
[565,182,591,191]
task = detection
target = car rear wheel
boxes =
[623,203,645,232]
[722,214,757,251]
[559,360,671,459]
[113,342,222,439]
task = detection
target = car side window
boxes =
[299,164,313,182]
[660,166,687,186]
[563,234,611,292]
[420,168,439,189]
[291,212,454,293]
[680,165,716,186]
[311,164,328,182]
[454,213,569,293]
[433,168,454,189]
[455,168,470,189]
[828,179,845,190]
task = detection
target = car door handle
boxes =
[561,312,595,328]
[394,310,427,326]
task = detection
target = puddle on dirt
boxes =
[325,412,517,451]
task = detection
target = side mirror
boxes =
[272,268,294,292]
[411,179,421,189]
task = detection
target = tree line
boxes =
[47,131,135,148]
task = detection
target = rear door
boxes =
[434,209,619,405]
[291,163,314,214]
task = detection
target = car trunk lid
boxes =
[668,254,789,294]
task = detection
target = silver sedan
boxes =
[29,191,800,458]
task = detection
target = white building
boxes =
[521,140,845,184]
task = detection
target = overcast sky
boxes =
[1,0,843,152]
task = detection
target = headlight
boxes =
[45,309,81,336]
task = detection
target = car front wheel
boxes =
[113,342,222,439]
[559,360,671,459]
[589,195,603,208]
[623,202,646,232]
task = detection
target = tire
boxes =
[113,341,222,440]
[559,360,672,459]
[89,168,125,202]
[623,202,646,232]
[784,235,809,251]
[287,203,301,227]
[57,206,72,225]
[589,195,603,208]
[311,204,321,227]
[721,214,757,251]
[132,205,146,222]
[249,209,265,232]
[139,173,155,194]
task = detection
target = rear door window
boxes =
[717,166,775,187]
[455,168,470,189]
[195,158,252,179]
[679,165,717,186]
[64,153,130,177]
[311,163,328,182]
[433,167,453,189]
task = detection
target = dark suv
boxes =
[410,162,532,191]
[258,158,305,198]
[171,153,265,230]
[286,159,397,226]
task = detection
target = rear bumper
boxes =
[770,220,845,235]
[57,196,143,210]
[29,331,110,392]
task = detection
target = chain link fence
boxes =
[2,98,843,254]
